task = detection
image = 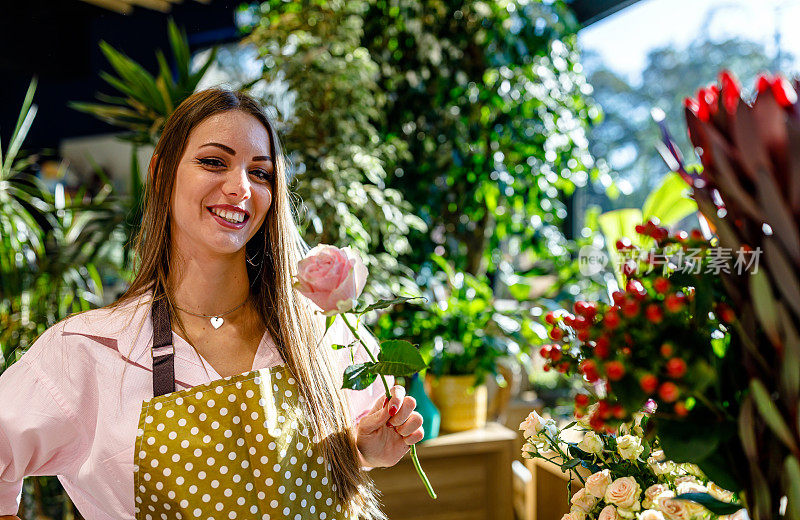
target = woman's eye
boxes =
[198,158,224,168]
[250,169,273,181]
[198,158,272,182]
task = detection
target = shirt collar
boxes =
[60,286,156,365]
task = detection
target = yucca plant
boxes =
[69,19,217,271]
[69,17,218,146]
[661,70,800,520]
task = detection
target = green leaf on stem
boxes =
[561,459,581,470]
[675,493,743,515]
[355,296,424,315]
[373,339,427,376]
[330,341,356,351]
[325,315,336,333]
[342,363,377,390]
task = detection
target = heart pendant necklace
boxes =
[172,296,249,329]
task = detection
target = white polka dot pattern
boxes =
[134,365,355,519]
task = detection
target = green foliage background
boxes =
[361,0,599,279]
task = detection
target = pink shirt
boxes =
[0,290,388,519]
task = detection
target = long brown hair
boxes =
[110,87,384,518]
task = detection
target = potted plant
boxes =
[375,254,532,432]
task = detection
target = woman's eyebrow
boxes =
[199,142,272,161]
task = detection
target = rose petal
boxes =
[294,244,369,314]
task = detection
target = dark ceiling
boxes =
[0,0,637,150]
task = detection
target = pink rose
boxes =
[294,245,367,315]
[570,488,597,514]
[598,505,619,520]
[639,510,666,520]
[560,512,585,520]
[656,493,691,520]
[519,410,545,439]
[604,477,641,511]
[642,484,667,509]
[585,469,612,498]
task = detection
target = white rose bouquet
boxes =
[519,410,745,520]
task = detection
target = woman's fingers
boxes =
[402,424,424,445]
[388,395,416,427]
[387,384,406,416]
[395,410,423,437]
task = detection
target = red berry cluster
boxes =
[539,224,735,431]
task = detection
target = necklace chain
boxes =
[172,296,249,319]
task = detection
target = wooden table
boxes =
[370,423,517,520]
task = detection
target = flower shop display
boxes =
[539,220,754,514]
[536,70,800,520]
[293,244,436,498]
[519,410,745,519]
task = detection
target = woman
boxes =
[0,88,424,520]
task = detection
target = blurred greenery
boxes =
[68,19,218,147]
[374,253,536,386]
[361,0,602,289]
[353,0,611,378]
[0,79,119,371]
[70,18,217,273]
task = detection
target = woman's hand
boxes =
[355,384,424,468]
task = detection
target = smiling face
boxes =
[170,109,274,260]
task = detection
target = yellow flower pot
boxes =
[427,374,487,432]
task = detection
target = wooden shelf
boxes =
[370,423,516,520]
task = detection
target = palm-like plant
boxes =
[69,18,218,271]
[0,78,121,370]
[69,18,218,146]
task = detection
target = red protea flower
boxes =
[661,70,800,519]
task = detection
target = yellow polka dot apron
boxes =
[134,296,353,520]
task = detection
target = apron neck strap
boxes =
[151,295,176,397]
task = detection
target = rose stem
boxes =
[341,314,437,499]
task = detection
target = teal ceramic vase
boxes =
[407,372,440,441]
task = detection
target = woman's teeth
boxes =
[210,207,246,223]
